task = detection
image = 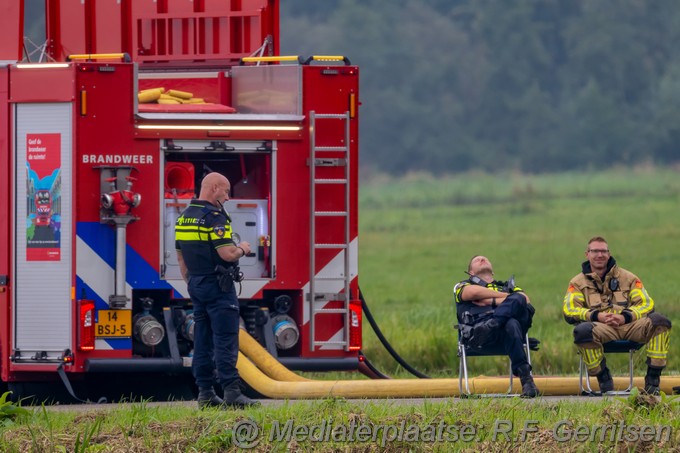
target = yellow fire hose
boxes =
[238,330,309,382]
[237,330,679,398]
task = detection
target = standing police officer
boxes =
[175,172,258,408]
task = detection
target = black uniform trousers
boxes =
[473,293,533,375]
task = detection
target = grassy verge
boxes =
[3,392,680,451]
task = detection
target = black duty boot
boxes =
[467,318,499,348]
[517,364,539,398]
[223,380,260,408]
[197,387,224,409]
[595,359,614,394]
[644,366,663,395]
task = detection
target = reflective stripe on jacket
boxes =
[563,260,653,324]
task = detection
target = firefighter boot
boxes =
[517,364,539,398]
[467,318,499,348]
[595,359,614,394]
[644,365,663,395]
[197,387,224,409]
[222,380,260,408]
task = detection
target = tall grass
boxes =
[358,168,680,377]
[4,394,680,451]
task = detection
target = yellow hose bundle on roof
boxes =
[166,89,193,100]
[138,87,209,105]
[137,89,163,103]
[139,87,165,94]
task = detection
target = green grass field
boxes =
[357,167,680,378]
[2,168,680,452]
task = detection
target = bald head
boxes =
[199,172,230,206]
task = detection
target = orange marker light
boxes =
[80,90,87,116]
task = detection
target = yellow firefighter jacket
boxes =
[562,257,654,324]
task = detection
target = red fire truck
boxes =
[33,190,52,226]
[0,0,361,400]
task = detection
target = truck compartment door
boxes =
[13,103,73,361]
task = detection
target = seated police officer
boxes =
[454,255,539,398]
[175,172,258,409]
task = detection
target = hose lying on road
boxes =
[237,329,678,398]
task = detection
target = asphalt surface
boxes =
[40,395,618,412]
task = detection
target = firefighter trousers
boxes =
[574,316,671,375]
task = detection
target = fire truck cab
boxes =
[0,0,361,400]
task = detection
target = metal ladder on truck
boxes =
[308,111,352,351]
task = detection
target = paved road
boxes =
[40,395,619,412]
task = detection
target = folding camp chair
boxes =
[578,340,645,395]
[455,325,538,397]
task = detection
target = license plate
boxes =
[96,310,132,337]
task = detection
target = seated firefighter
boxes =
[453,255,539,398]
[563,236,671,395]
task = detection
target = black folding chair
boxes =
[578,340,645,395]
[455,325,539,397]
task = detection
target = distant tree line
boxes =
[281,0,680,175]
